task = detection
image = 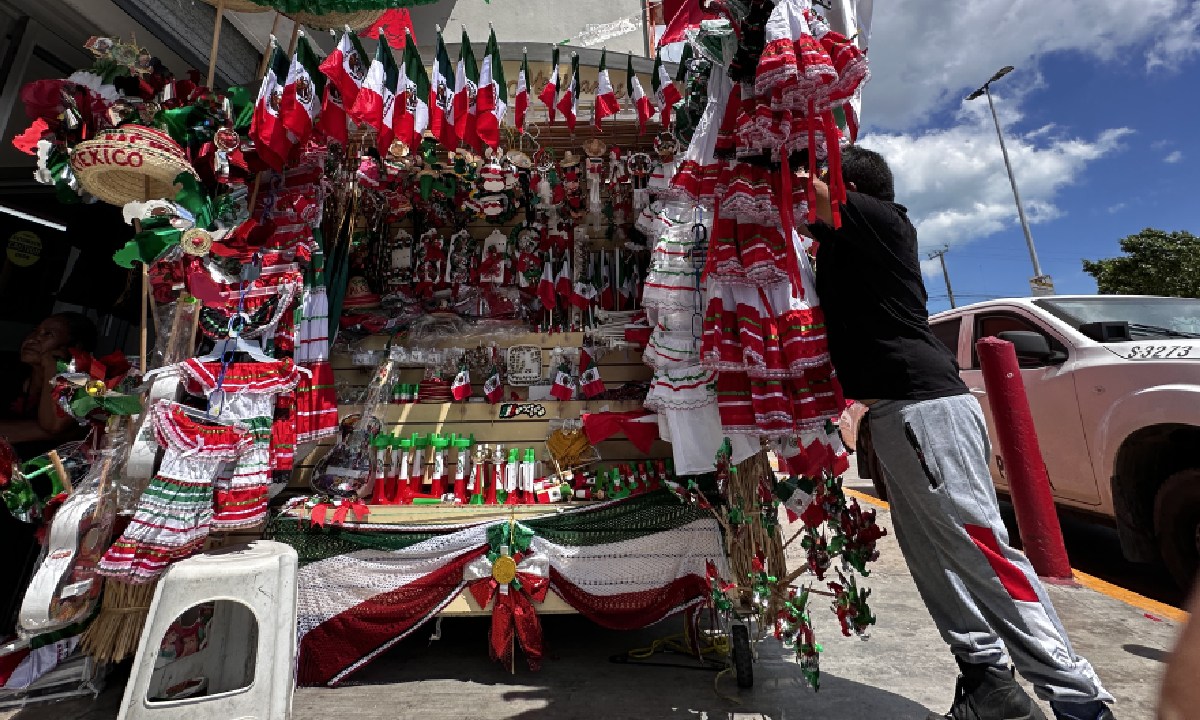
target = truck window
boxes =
[930,318,962,359]
[971,312,1066,368]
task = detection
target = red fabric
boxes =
[297,547,486,687]
[468,562,551,671]
[659,1,719,47]
[363,9,417,49]
[963,524,1040,603]
[550,569,709,630]
[582,411,659,453]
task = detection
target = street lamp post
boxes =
[967,66,1053,296]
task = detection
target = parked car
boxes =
[851,295,1200,588]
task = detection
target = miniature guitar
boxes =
[311,351,397,498]
[19,454,116,634]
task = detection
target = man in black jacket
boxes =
[806,146,1116,720]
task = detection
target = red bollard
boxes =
[976,337,1073,580]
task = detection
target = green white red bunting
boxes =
[282,490,723,686]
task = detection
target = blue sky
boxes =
[853,0,1200,313]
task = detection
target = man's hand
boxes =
[805,172,835,226]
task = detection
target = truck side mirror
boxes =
[996,331,1065,365]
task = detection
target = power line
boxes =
[928,247,955,308]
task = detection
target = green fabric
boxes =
[112,215,178,268]
[243,0,439,13]
[525,489,711,546]
[226,85,256,133]
[266,516,441,568]
[69,391,142,418]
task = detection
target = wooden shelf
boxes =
[289,501,592,526]
[352,331,588,352]
[341,400,646,424]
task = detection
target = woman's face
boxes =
[20,317,71,365]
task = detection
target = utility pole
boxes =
[967,66,1054,296]
[929,247,955,308]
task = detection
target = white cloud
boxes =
[858,100,1132,267]
[863,0,1198,132]
[1107,202,1127,214]
[1164,150,1184,164]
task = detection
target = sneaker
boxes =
[927,660,1050,720]
[1050,700,1115,720]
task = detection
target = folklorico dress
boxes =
[99,401,249,582]
[654,0,869,478]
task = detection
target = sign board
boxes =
[1029,275,1055,297]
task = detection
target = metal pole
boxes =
[984,86,1044,279]
[930,248,955,308]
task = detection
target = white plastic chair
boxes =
[118,541,298,720]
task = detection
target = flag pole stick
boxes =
[206,0,226,88]
[257,13,284,79]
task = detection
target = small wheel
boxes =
[731,624,754,689]
[1154,469,1200,590]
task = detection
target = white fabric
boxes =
[657,400,758,474]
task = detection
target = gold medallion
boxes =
[491,555,517,585]
[180,228,213,256]
[84,379,107,397]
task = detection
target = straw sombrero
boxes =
[198,0,270,13]
[70,126,198,207]
[286,10,383,30]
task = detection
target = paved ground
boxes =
[3,469,1184,719]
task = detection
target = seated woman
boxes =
[0,312,98,459]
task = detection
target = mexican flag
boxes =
[453,28,480,151]
[483,366,503,403]
[285,491,723,686]
[429,29,457,150]
[537,253,556,310]
[280,33,324,145]
[592,49,620,130]
[514,48,530,134]
[538,46,559,124]
[319,30,368,111]
[396,32,430,147]
[554,249,573,301]
[375,37,403,154]
[578,348,605,397]
[251,43,292,171]
[556,51,579,131]
[652,48,681,126]
[627,54,653,134]
[317,84,348,145]
[550,365,576,401]
[350,34,396,133]
[475,27,507,149]
[451,367,472,401]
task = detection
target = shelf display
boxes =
[6,0,882,698]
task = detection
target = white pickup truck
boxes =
[857,295,1200,587]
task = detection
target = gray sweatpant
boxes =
[868,394,1112,704]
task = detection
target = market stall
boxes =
[2,0,882,706]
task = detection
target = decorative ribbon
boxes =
[331,499,370,525]
[462,521,549,670]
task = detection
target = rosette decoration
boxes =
[463,521,550,671]
[113,173,240,268]
[52,350,140,421]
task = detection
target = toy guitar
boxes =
[311,351,398,498]
[19,453,116,635]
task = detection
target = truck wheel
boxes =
[1154,469,1200,590]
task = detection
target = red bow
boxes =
[466,552,551,671]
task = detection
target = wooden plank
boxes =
[355,331,587,352]
[287,502,590,526]
[340,400,646,424]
